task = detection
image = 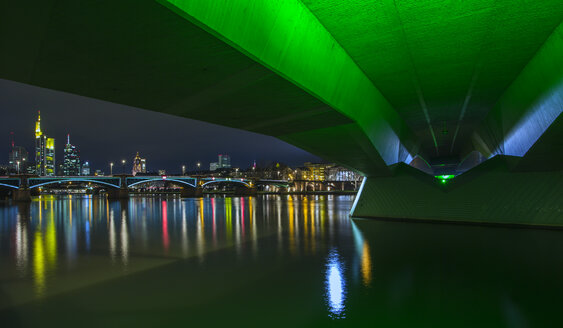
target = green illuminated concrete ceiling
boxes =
[301,0,563,157]
[0,1,561,175]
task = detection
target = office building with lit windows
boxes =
[132,152,147,176]
[81,161,91,176]
[63,134,81,176]
[218,154,231,168]
[8,146,29,174]
[34,111,56,176]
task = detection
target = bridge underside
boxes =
[1,1,561,225]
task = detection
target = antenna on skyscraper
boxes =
[9,131,14,149]
[67,133,70,144]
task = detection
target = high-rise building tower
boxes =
[34,111,56,176]
[8,132,29,174]
[132,152,147,176]
[81,161,91,176]
[218,154,231,169]
[63,134,80,176]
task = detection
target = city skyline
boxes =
[0,79,321,173]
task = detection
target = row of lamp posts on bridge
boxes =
[108,161,201,176]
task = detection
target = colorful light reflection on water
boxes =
[3,194,560,327]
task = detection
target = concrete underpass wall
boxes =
[351,157,562,227]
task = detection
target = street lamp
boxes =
[197,162,201,173]
[16,160,20,174]
[110,162,114,175]
[182,165,186,175]
[121,159,126,174]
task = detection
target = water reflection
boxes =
[121,210,129,266]
[15,212,28,275]
[109,208,116,263]
[1,195,366,301]
[325,249,346,319]
[162,200,169,253]
[361,242,372,287]
[352,221,373,287]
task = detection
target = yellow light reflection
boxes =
[199,198,205,227]
[361,241,372,287]
[46,207,57,272]
[38,199,42,225]
[288,196,295,255]
[197,198,205,255]
[310,197,316,254]
[303,196,309,253]
[33,230,45,297]
[248,197,253,226]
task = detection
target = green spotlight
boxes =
[436,175,455,184]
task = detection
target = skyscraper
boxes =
[63,134,81,176]
[218,154,231,169]
[35,111,55,176]
[8,132,29,173]
[132,152,147,176]
[81,161,91,176]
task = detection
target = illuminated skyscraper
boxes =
[34,111,56,176]
[8,132,29,173]
[218,154,231,169]
[63,134,80,176]
[81,161,91,176]
[132,152,147,176]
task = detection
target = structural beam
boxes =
[468,21,563,168]
[162,0,416,168]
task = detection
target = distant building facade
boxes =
[326,166,362,181]
[8,146,28,173]
[63,134,81,176]
[34,112,55,176]
[210,154,231,171]
[132,152,147,176]
[218,154,231,168]
[299,162,334,181]
[81,161,91,176]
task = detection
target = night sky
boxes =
[0,79,320,173]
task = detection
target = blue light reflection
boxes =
[325,249,346,319]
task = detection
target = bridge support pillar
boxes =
[107,188,129,200]
[12,188,31,202]
[235,187,257,196]
[181,187,203,198]
[350,157,563,227]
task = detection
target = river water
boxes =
[1,194,562,327]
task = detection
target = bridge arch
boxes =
[28,179,121,189]
[127,178,196,188]
[0,182,19,189]
[202,179,251,188]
